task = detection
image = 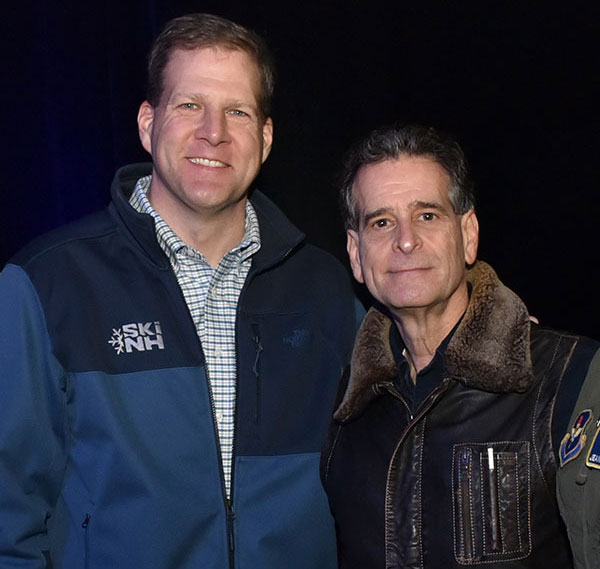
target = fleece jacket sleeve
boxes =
[0,264,68,567]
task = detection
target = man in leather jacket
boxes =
[321,123,600,568]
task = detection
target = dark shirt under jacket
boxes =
[388,318,586,461]
[389,323,455,416]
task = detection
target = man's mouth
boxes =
[389,267,429,274]
[187,157,228,168]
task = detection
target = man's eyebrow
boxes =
[413,200,446,210]
[230,97,256,106]
[362,207,394,225]
[171,91,201,99]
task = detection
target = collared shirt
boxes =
[389,326,451,415]
[130,175,261,497]
[389,317,462,415]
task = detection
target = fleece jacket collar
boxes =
[335,261,533,422]
[109,163,305,274]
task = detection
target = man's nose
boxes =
[392,223,420,254]
[194,109,230,145]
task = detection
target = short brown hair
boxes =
[146,13,275,121]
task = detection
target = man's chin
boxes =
[379,291,432,313]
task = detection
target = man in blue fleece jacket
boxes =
[0,13,359,569]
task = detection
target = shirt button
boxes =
[214,349,223,358]
[216,412,224,423]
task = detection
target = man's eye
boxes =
[372,219,389,228]
[229,109,249,117]
[420,212,437,221]
[180,103,197,110]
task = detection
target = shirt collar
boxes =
[129,175,261,266]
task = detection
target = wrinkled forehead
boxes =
[352,156,452,210]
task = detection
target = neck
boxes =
[150,192,247,268]
[391,284,469,381]
[180,208,246,267]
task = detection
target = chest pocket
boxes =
[452,441,531,564]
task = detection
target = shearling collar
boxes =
[334,261,533,422]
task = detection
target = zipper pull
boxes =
[251,323,263,377]
[251,323,263,423]
[461,448,471,470]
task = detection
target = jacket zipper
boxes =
[177,233,298,569]
[222,243,296,568]
[226,497,236,569]
[385,378,451,431]
[224,321,262,569]
[377,381,413,420]
[383,380,452,566]
[201,351,236,569]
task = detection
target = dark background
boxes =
[2,1,598,339]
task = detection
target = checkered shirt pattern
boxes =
[130,176,261,497]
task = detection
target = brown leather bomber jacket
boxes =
[321,262,595,569]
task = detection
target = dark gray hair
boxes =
[340,124,475,230]
[146,13,275,121]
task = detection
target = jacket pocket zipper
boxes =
[251,322,263,424]
[459,448,474,561]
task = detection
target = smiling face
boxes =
[137,46,273,224]
[347,156,479,318]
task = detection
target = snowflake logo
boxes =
[108,328,125,354]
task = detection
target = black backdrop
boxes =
[2,1,598,339]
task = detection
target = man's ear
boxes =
[261,117,273,163]
[347,230,365,284]
[137,101,155,155]
[461,209,479,265]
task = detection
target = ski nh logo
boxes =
[108,321,165,355]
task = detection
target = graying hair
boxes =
[340,124,475,230]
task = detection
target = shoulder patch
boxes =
[585,420,600,469]
[560,409,593,467]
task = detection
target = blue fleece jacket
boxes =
[0,163,360,569]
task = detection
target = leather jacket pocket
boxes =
[452,442,531,564]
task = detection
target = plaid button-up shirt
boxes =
[130,175,261,497]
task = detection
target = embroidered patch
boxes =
[108,321,165,355]
[560,409,592,467]
[585,420,600,469]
